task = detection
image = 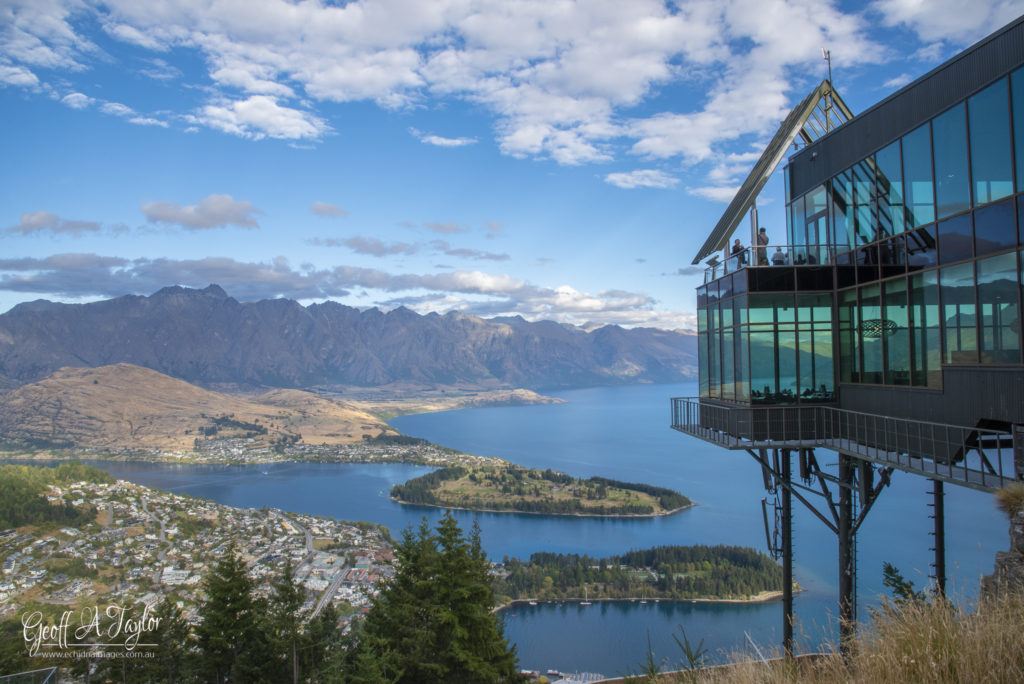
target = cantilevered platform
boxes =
[671,397,1020,492]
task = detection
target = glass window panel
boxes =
[902,123,935,227]
[1011,67,1024,192]
[839,289,860,383]
[974,198,1017,256]
[736,326,750,402]
[977,252,1021,363]
[797,293,834,401]
[852,159,877,245]
[969,79,1013,205]
[940,262,978,364]
[938,213,972,264]
[906,225,938,268]
[697,285,708,308]
[708,320,720,397]
[876,140,904,236]
[910,271,942,388]
[860,284,884,383]
[749,331,777,404]
[698,332,709,398]
[933,104,971,218]
[883,278,910,385]
[777,329,798,403]
[831,170,854,252]
[721,328,735,399]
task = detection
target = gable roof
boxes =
[691,79,853,264]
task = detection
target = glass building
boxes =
[674,17,1024,655]
[693,19,1024,431]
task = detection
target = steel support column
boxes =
[781,449,793,657]
[838,453,855,653]
[931,479,946,596]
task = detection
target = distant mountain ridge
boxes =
[0,285,697,391]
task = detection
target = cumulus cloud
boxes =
[870,0,1022,44]
[1,0,896,169]
[0,63,39,87]
[410,127,477,147]
[605,169,679,189]
[192,95,328,140]
[7,211,101,236]
[0,252,686,327]
[61,92,92,109]
[310,201,348,218]
[141,194,262,230]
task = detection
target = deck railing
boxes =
[671,396,1021,491]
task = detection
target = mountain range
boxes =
[0,285,697,392]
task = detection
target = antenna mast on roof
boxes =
[822,48,833,133]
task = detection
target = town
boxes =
[1,476,395,631]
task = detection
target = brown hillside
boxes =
[0,364,394,450]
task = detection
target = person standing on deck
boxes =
[756,227,770,265]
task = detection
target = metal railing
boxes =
[705,243,836,283]
[671,396,1020,491]
[0,669,57,684]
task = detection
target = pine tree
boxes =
[348,512,523,683]
[267,560,307,684]
[196,544,267,683]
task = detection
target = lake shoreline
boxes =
[391,496,696,518]
[495,590,790,613]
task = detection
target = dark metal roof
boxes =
[692,80,853,264]
[789,14,1024,199]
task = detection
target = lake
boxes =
[85,382,1007,676]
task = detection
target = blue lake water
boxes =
[84,382,1007,676]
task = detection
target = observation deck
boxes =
[671,396,1022,492]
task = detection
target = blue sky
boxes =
[1,0,1021,329]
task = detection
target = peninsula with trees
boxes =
[390,464,692,516]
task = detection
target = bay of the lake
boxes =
[83,382,1006,677]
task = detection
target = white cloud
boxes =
[870,0,1022,44]
[101,101,135,117]
[6,210,101,236]
[310,202,348,218]
[687,185,741,202]
[61,91,92,109]
[193,95,328,140]
[128,116,168,127]
[410,127,477,147]
[0,63,39,87]
[141,194,262,230]
[7,0,1006,176]
[605,169,679,189]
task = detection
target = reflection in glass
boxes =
[910,271,942,387]
[1013,67,1024,192]
[940,262,978,364]
[977,252,1021,363]
[973,198,1017,256]
[969,79,1013,205]
[883,279,910,385]
[797,293,835,401]
[933,104,970,219]
[876,141,904,237]
[831,169,853,252]
[903,123,934,227]
[839,289,859,383]
[937,213,972,265]
[853,159,877,245]
[906,226,938,268]
[860,284,883,383]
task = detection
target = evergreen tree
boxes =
[267,560,306,684]
[348,512,522,683]
[196,544,267,683]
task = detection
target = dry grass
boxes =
[994,483,1024,518]
[626,589,1024,684]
